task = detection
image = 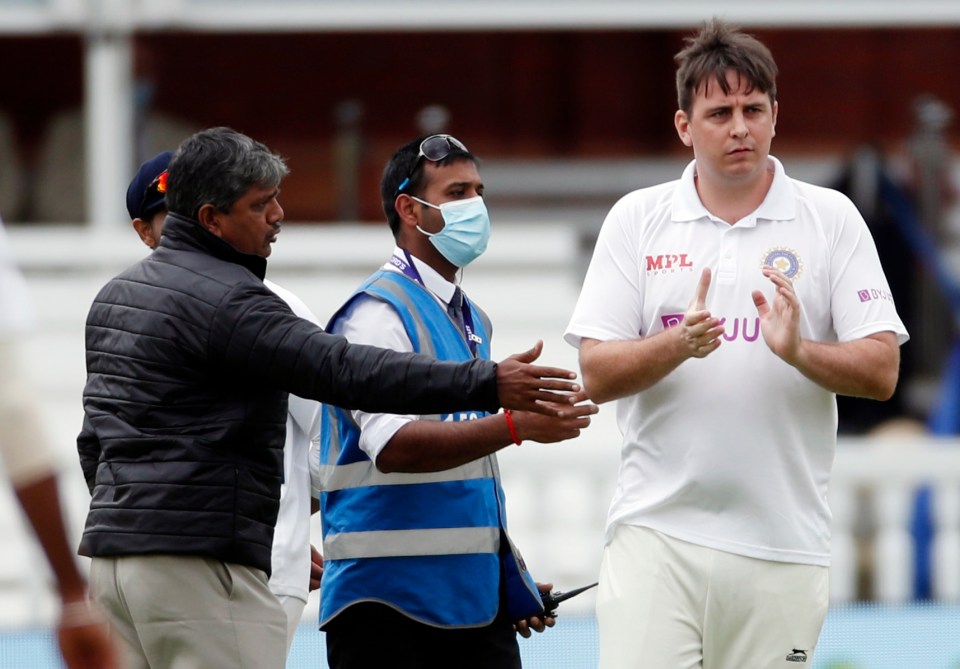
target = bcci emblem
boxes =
[761,247,803,279]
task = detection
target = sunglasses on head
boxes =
[139,170,169,218]
[396,134,468,194]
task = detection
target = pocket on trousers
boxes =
[206,558,234,597]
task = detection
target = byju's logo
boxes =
[661,314,684,329]
[660,313,760,342]
[645,254,694,274]
[785,649,808,663]
[858,287,895,304]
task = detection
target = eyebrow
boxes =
[703,98,768,113]
[444,180,482,191]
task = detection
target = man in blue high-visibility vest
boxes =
[313,134,598,669]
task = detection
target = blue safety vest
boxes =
[317,270,543,628]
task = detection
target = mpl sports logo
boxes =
[645,253,694,275]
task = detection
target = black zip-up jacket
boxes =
[77,213,500,574]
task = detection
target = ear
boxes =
[674,109,693,147]
[771,100,778,137]
[196,203,224,238]
[131,219,158,249]
[394,193,422,229]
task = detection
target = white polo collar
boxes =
[671,155,797,227]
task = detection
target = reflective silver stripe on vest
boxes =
[317,457,494,492]
[368,276,438,358]
[324,526,500,560]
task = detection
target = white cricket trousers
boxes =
[276,594,307,657]
[597,525,829,669]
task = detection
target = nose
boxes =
[730,111,748,138]
[268,199,284,226]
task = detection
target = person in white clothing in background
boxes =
[125,152,323,654]
[0,215,119,669]
[565,18,908,669]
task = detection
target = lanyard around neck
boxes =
[390,251,480,356]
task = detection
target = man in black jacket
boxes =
[77,127,580,669]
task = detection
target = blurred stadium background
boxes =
[4,1,960,667]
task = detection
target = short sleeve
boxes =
[0,221,33,339]
[828,196,909,345]
[564,198,645,348]
[333,296,417,462]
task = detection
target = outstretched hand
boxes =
[752,265,801,362]
[496,341,581,416]
[509,390,598,444]
[679,268,723,359]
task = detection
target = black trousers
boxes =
[324,601,522,669]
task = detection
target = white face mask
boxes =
[412,196,491,267]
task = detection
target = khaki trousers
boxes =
[90,555,287,669]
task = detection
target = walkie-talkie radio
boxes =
[538,582,598,617]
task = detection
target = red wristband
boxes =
[504,410,522,446]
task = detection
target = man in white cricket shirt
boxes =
[565,18,908,669]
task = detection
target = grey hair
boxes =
[165,127,289,219]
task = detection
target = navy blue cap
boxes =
[126,151,174,220]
